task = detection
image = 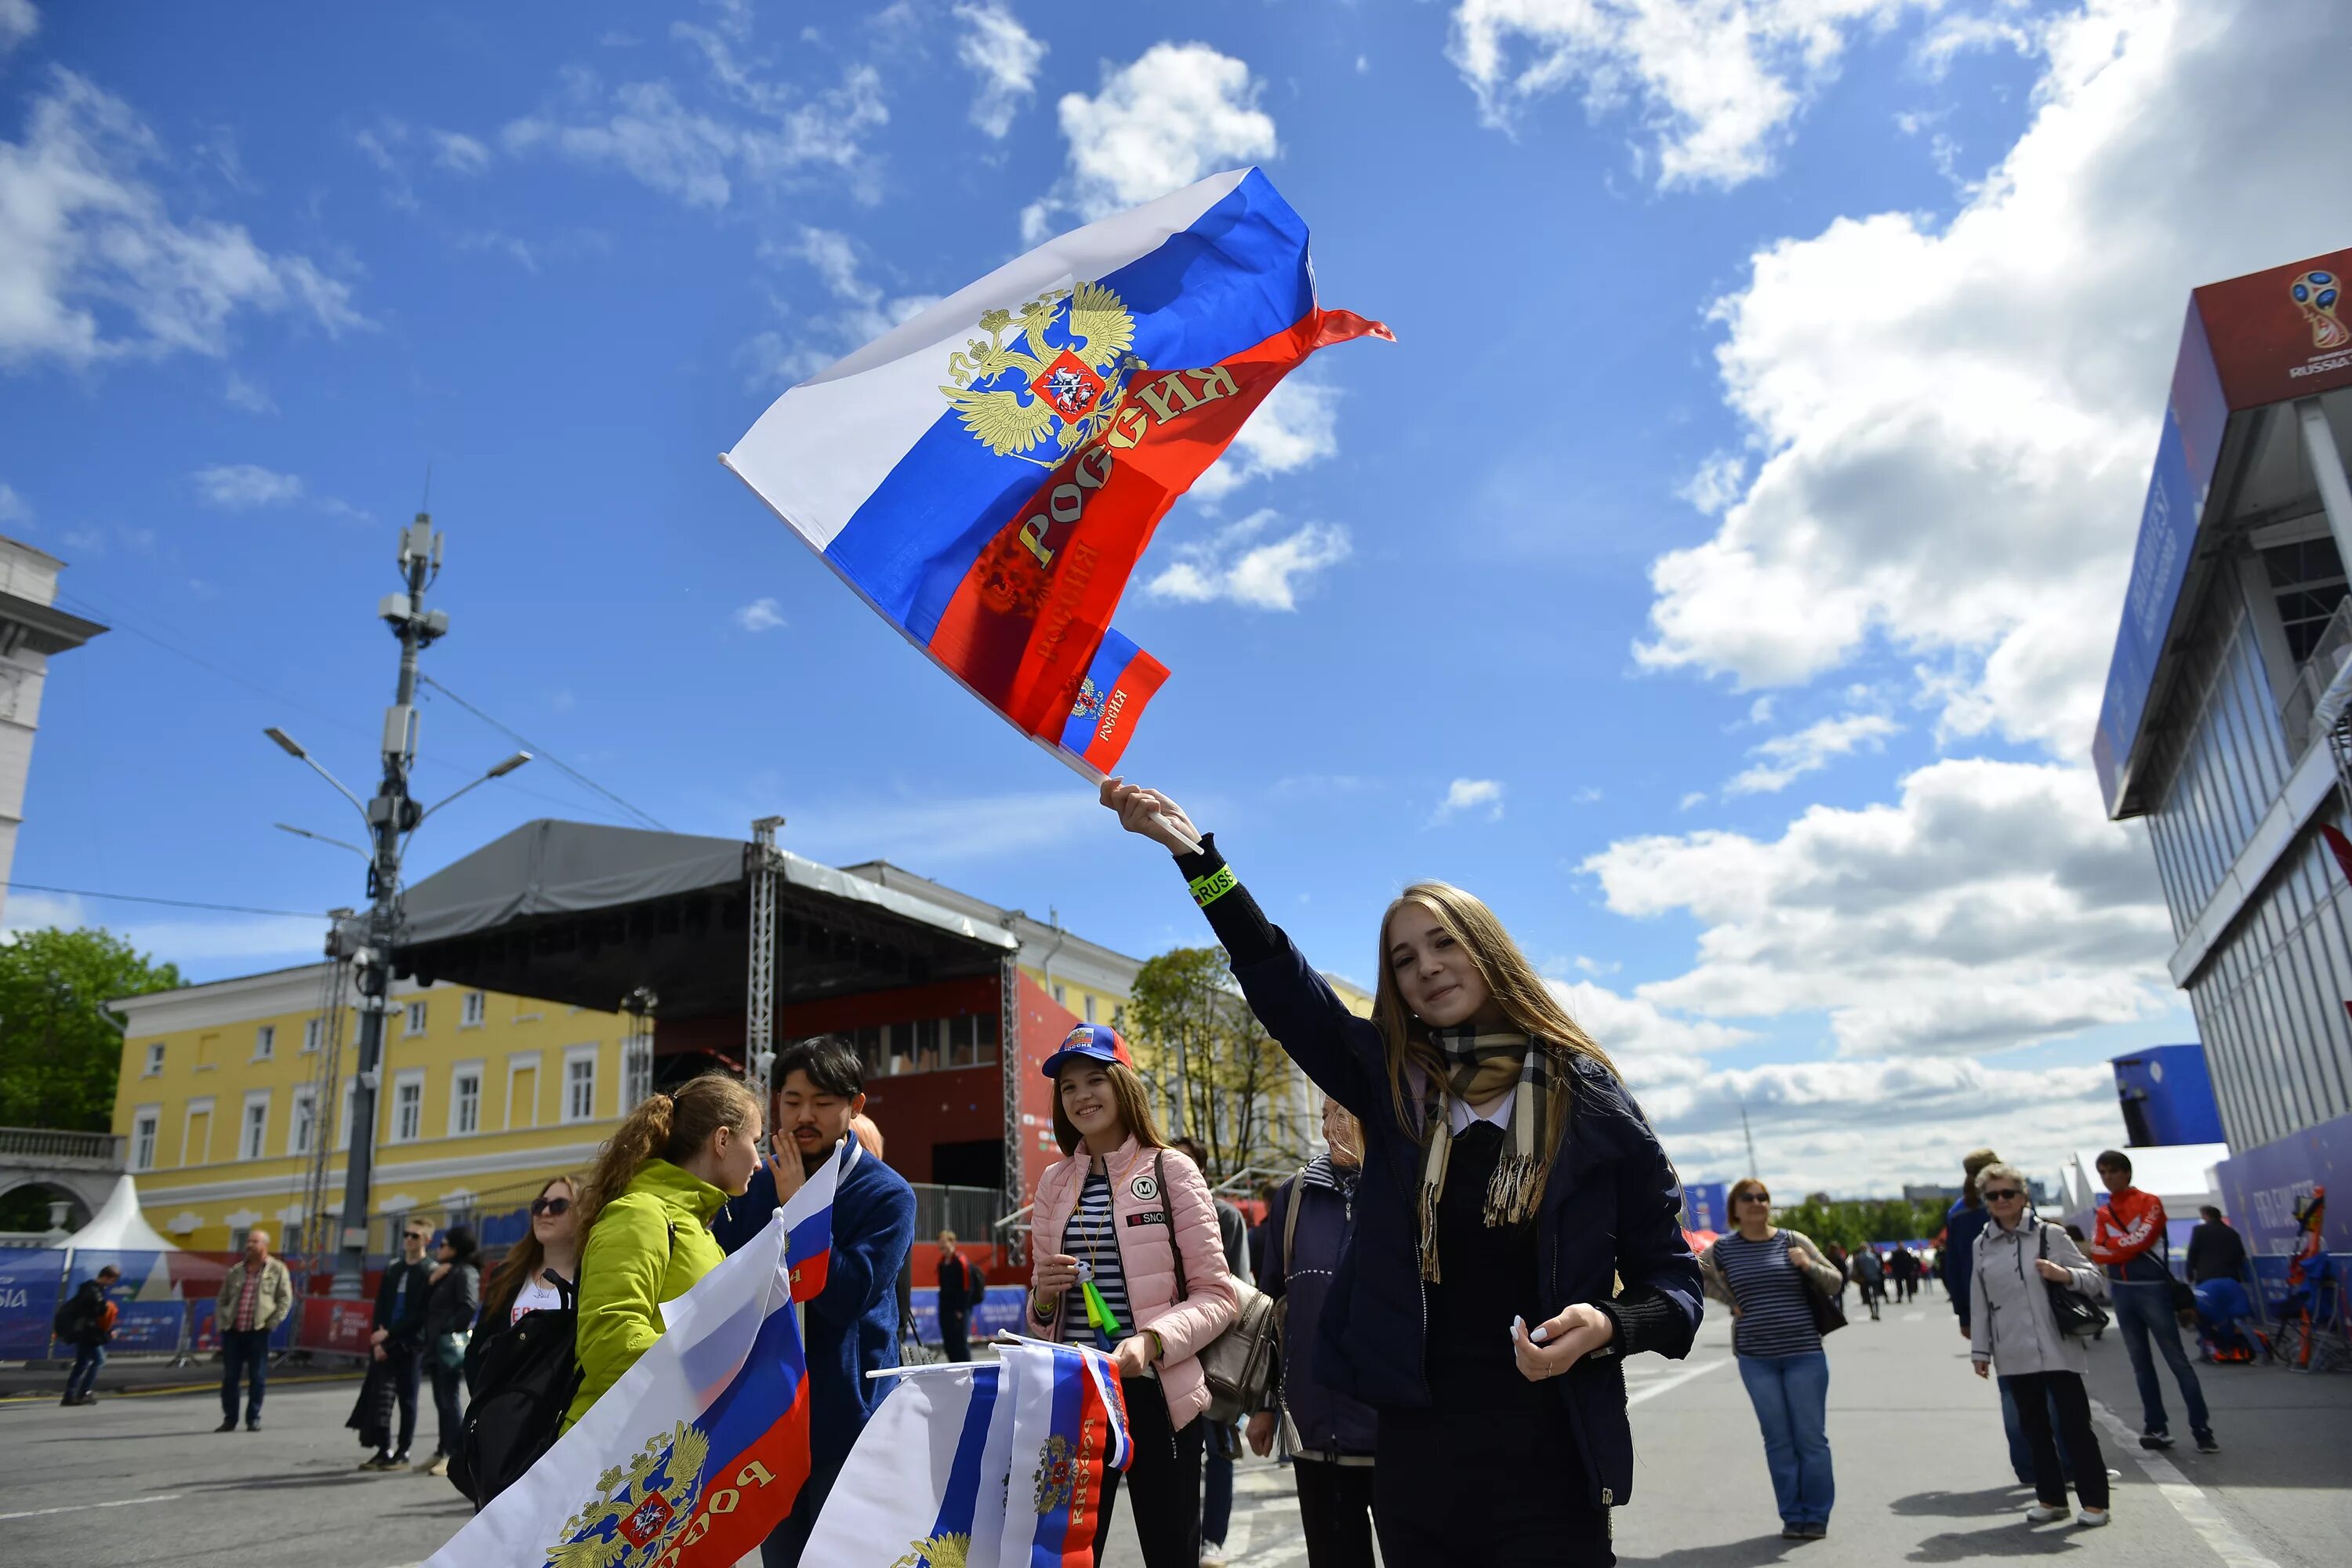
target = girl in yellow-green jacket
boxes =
[564,1073,764,1429]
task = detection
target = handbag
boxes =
[2040,1224,2111,1340]
[432,1328,472,1371]
[1159,1152,1279,1426]
[1789,1236,1846,1336]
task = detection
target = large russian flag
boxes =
[724,167,1388,775]
[423,1210,812,1568]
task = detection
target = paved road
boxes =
[1,1301,2343,1566]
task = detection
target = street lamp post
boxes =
[266,514,530,1298]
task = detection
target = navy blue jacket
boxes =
[1943,1200,1991,1329]
[1258,1166,1378,1461]
[1225,923,1702,1508]
[711,1142,916,1526]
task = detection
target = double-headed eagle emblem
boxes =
[545,1421,710,1568]
[941,283,1145,466]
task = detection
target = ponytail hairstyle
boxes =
[1371,880,1621,1173]
[577,1073,761,1236]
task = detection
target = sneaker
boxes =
[1801,1524,1828,1539]
[1780,1524,1806,1540]
[214,1419,238,1433]
[2025,1505,2066,1524]
[390,1451,412,1468]
[2077,1508,2111,1528]
[2194,1430,2219,1454]
[1200,1546,1226,1568]
[361,1453,397,1471]
[2139,1430,2174,1450]
[245,1419,261,1432]
[423,1453,450,1478]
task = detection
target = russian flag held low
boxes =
[423,1209,811,1568]
[797,1337,1130,1568]
[724,167,1388,777]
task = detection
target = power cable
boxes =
[419,675,670,832]
[3,880,327,919]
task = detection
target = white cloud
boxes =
[792,789,1100,870]
[1191,379,1341,502]
[953,2,1047,140]
[734,597,786,632]
[1,0,37,57]
[1549,977,1755,1055]
[1723,710,1898,796]
[1023,42,1276,242]
[503,9,887,211]
[193,463,303,508]
[1584,757,2176,1058]
[1638,0,2352,754]
[1436,777,1507,822]
[742,225,942,387]
[0,70,365,370]
[1145,508,1351,612]
[1448,0,1923,189]
[223,370,275,413]
[1679,790,1708,811]
[430,129,491,174]
[1675,449,1747,515]
[0,481,25,522]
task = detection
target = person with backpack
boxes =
[1248,1098,1377,1568]
[448,1177,584,1509]
[564,1073,764,1431]
[417,1225,481,1478]
[934,1229,983,1363]
[56,1264,121,1406]
[1102,781,1701,1567]
[1968,1162,2111,1528]
[2085,1149,2215,1454]
[1853,1244,1886,1321]
[1029,1024,1238,1568]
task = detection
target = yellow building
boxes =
[111,965,635,1252]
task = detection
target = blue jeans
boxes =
[65,1343,106,1401]
[2000,1378,2077,1482]
[2112,1281,2209,1436]
[220,1327,270,1422]
[1738,1352,1834,1526]
[1202,1421,1236,1545]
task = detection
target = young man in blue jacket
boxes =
[713,1035,916,1568]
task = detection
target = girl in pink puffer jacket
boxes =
[1028,1024,1238,1568]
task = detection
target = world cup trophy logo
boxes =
[2291,270,2347,351]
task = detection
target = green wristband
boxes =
[1189,866,1237,908]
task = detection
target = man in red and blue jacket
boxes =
[2085,1149,2214,1454]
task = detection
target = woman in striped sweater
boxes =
[1698,1178,1846,1540]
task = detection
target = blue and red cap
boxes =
[1040,1022,1134,1080]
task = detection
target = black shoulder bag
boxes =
[2039,1224,2111,1340]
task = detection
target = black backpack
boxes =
[52,1288,90,1341]
[448,1270,581,1508]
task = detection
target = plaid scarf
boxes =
[1417,1028,1555,1282]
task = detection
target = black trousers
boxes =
[941,1307,971,1363]
[429,1358,466,1455]
[1294,1457,1377,1568]
[381,1345,422,1455]
[220,1328,270,1421]
[1091,1375,1204,1568]
[1375,1401,1614,1567]
[2002,1371,2109,1512]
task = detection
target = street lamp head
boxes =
[263,726,307,759]
[487,750,532,779]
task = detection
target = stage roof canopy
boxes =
[363,819,1016,1018]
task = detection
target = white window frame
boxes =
[561,1044,599,1123]
[181,1096,216,1167]
[449,1062,484,1138]
[1083,993,1096,1023]
[338,1077,358,1150]
[287,1086,318,1157]
[390,1069,426,1144]
[303,1018,323,1054]
[143,1042,165,1076]
[131,1106,160,1172]
[404,999,429,1036]
[621,1035,654,1112]
[461,990,486,1028]
[253,1024,276,1061]
[506,1053,542,1131]
[1052,982,1067,1007]
[239,1089,272,1160]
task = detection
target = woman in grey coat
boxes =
[1968,1163,2111,1527]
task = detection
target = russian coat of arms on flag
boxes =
[725,167,1387,779]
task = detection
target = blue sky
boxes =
[5,0,2346,1192]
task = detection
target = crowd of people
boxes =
[47,779,2265,1566]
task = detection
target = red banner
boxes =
[297,1296,378,1356]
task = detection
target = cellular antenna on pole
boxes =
[1740,1098,1760,1179]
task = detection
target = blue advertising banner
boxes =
[0,1251,65,1359]
[2212,1109,2352,1256]
[1680,1182,1730,1233]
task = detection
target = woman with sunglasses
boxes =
[1697,1178,1843,1540]
[1968,1163,2111,1528]
[474,1178,583,1348]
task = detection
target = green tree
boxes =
[0,927,183,1132]
[1124,946,1308,1182]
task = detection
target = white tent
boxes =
[50,1174,180,1254]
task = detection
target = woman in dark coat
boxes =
[1103,781,1702,1568]
[418,1225,481,1478]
